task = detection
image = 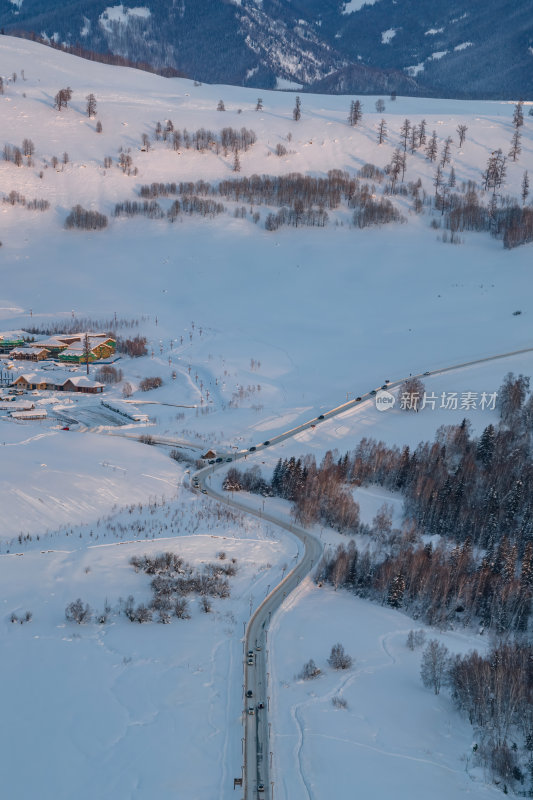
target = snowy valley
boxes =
[1,35,533,800]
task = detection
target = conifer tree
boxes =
[86,93,97,118]
[522,171,530,205]
[418,118,427,146]
[387,573,405,608]
[513,100,524,129]
[400,118,410,152]
[425,131,438,162]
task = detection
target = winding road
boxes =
[189,343,533,800]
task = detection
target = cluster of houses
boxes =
[0,332,116,395]
[0,332,116,363]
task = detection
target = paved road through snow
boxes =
[190,342,533,799]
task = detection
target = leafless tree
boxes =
[399,376,425,411]
[420,639,449,694]
[377,118,387,144]
[22,138,34,157]
[456,124,467,147]
[54,87,72,110]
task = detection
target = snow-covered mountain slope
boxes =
[0,0,531,97]
[1,39,533,800]
[1,35,532,440]
[1,37,532,416]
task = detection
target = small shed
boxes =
[11,409,47,420]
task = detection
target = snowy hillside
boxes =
[1,36,532,419]
[1,38,533,800]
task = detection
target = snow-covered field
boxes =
[1,35,532,799]
[269,582,500,800]
[0,499,297,800]
[0,424,180,539]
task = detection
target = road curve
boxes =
[190,341,533,799]
[199,477,323,800]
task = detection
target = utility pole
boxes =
[83,333,90,375]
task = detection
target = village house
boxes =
[9,346,50,362]
[28,333,116,363]
[58,338,115,363]
[11,373,104,394]
[0,335,24,354]
[29,336,70,357]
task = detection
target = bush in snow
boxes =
[139,376,163,392]
[331,696,348,709]
[328,643,353,670]
[298,659,321,680]
[174,598,191,619]
[406,629,426,650]
[65,598,92,624]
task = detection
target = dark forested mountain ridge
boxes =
[1,0,531,97]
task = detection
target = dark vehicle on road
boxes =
[318,414,324,419]
[249,446,256,452]
[263,440,270,446]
